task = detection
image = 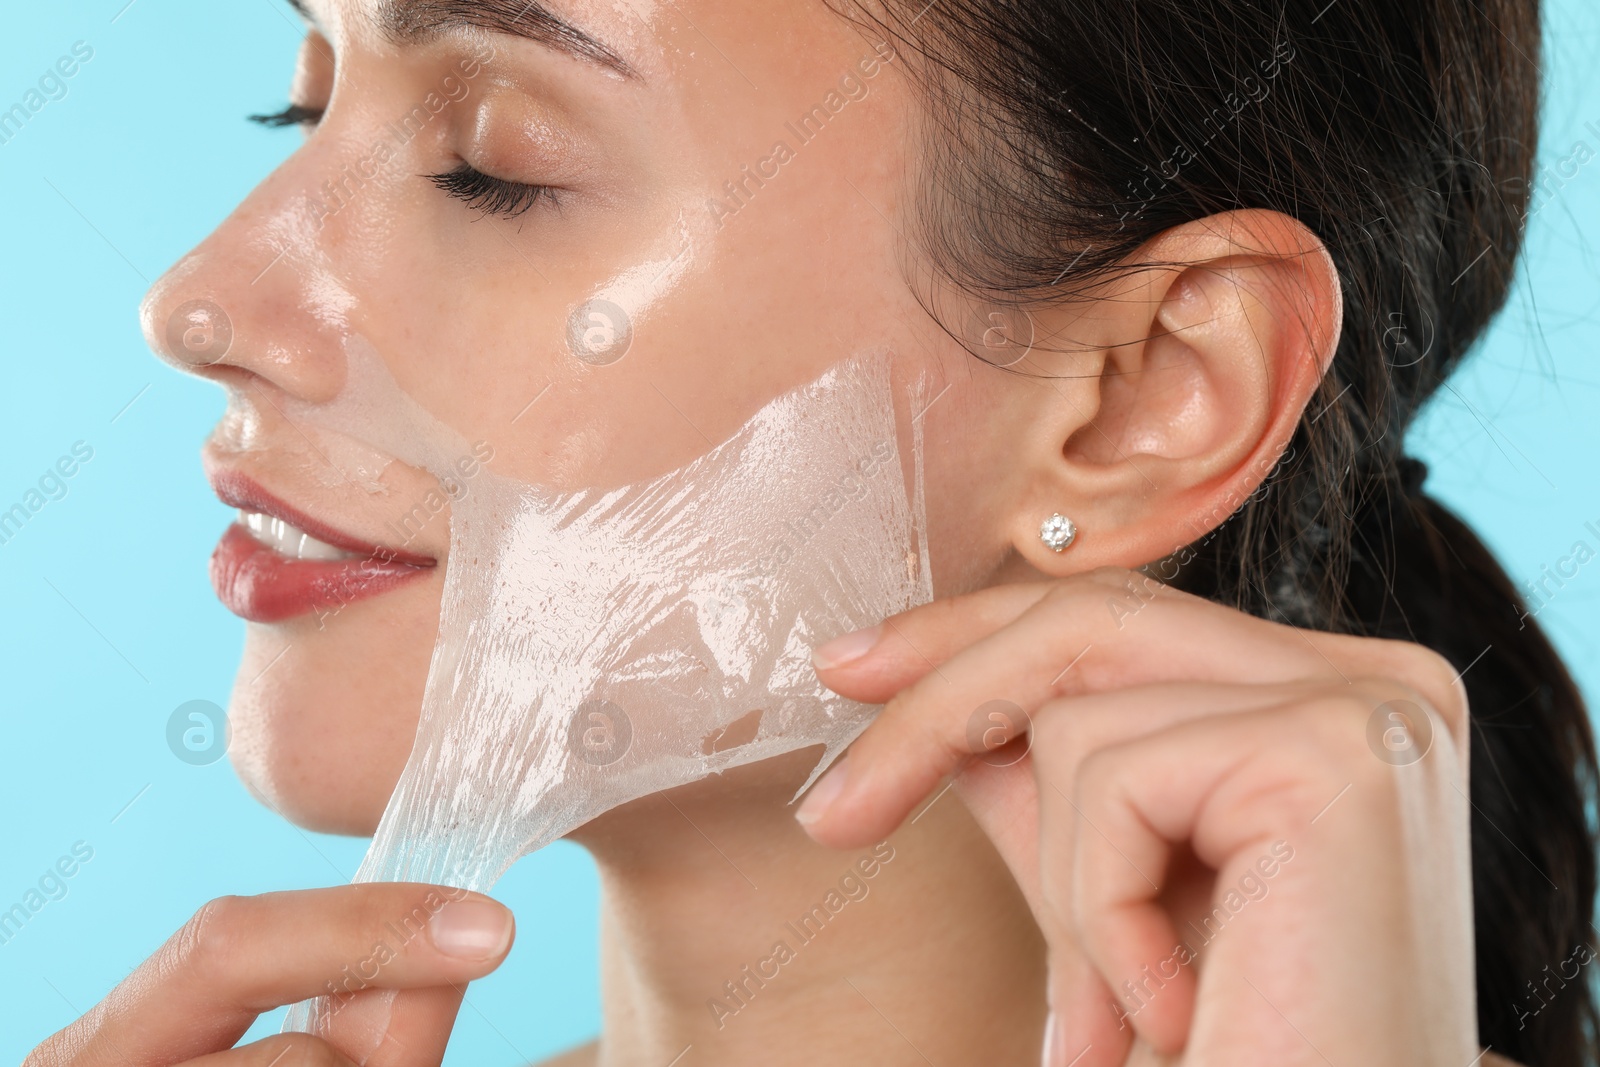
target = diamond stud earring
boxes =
[1039,513,1077,553]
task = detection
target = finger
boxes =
[812,580,1059,701]
[955,682,1325,1066]
[952,680,1319,910]
[813,567,1326,706]
[51,884,512,1067]
[178,1032,359,1067]
[1062,708,1347,1059]
[801,574,1346,847]
[1067,690,1474,1063]
[319,985,466,1067]
[1044,947,1130,1067]
[1022,683,1323,1067]
[956,754,1137,1067]
[950,757,1041,909]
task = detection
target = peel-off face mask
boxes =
[277,338,932,1035]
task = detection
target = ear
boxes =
[1005,208,1343,575]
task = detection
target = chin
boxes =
[223,575,442,836]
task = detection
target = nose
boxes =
[139,145,350,405]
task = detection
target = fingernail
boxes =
[813,625,882,670]
[428,899,513,960]
[795,756,849,826]
[1040,1009,1061,1067]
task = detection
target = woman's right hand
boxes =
[24,883,514,1067]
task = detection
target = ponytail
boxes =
[1350,464,1599,1063]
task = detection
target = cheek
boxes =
[918,372,1037,597]
[226,568,444,835]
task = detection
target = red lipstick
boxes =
[208,472,434,623]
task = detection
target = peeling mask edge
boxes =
[280,348,932,1035]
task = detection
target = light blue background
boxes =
[0,1,1596,1062]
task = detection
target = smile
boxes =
[207,472,435,623]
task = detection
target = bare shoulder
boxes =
[528,1040,598,1067]
[1482,1054,1526,1067]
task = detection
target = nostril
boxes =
[162,298,235,368]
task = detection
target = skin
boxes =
[26,1,1525,1065]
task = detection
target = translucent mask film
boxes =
[276,339,932,1033]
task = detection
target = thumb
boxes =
[314,984,467,1067]
[950,755,1043,912]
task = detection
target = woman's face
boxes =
[140,0,1043,832]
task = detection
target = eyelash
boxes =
[425,164,561,219]
[248,103,324,128]
[248,104,560,220]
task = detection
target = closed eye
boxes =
[426,164,561,219]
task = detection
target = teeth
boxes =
[239,510,361,561]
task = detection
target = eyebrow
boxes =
[287,0,638,79]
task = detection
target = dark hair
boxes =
[839,0,1598,1061]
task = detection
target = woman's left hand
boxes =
[799,568,1484,1067]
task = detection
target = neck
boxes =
[568,749,1047,1067]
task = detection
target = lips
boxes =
[208,472,434,623]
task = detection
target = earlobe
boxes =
[1003,209,1342,575]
